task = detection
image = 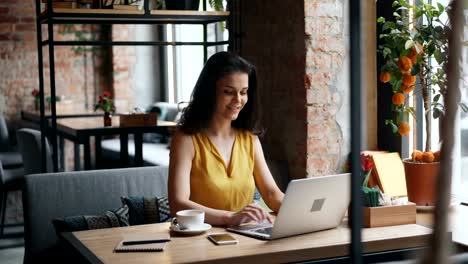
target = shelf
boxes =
[41,8,230,24]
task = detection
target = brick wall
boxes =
[240,0,350,179]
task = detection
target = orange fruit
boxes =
[433,150,441,162]
[402,84,414,93]
[412,150,423,162]
[402,73,416,86]
[398,122,410,136]
[380,72,391,83]
[422,152,435,163]
[398,56,412,72]
[408,54,417,64]
[392,93,405,106]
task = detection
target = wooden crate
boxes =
[363,202,416,227]
[119,113,157,127]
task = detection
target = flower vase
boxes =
[104,112,112,127]
[34,99,39,111]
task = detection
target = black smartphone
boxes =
[207,233,238,245]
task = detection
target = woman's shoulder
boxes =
[172,130,195,147]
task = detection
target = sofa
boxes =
[23,166,169,263]
[100,102,180,167]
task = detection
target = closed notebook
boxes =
[114,234,170,252]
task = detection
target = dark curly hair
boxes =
[178,51,263,135]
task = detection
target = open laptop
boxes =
[227,173,350,240]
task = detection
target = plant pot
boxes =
[165,0,199,10]
[403,160,440,206]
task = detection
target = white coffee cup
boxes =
[173,209,205,230]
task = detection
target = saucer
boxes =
[170,223,212,235]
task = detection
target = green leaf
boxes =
[382,21,396,32]
[393,12,401,18]
[433,94,441,102]
[437,3,444,13]
[411,63,420,75]
[377,17,385,23]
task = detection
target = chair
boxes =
[0,160,24,237]
[0,114,23,169]
[17,128,53,175]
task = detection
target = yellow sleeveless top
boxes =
[190,129,255,212]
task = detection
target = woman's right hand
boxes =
[223,203,273,226]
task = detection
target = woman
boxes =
[168,51,284,226]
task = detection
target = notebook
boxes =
[114,234,170,252]
[227,173,350,240]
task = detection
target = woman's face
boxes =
[213,72,249,121]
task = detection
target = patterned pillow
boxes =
[121,196,171,226]
[52,206,129,234]
[253,188,262,202]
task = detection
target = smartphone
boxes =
[207,233,238,245]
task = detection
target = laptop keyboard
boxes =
[254,227,273,235]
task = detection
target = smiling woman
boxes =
[168,52,284,227]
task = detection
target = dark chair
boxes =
[17,128,52,175]
[0,115,23,169]
[0,160,24,237]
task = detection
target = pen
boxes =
[122,239,171,246]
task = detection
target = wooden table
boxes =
[63,221,433,264]
[416,203,468,249]
[21,111,176,170]
[54,117,176,170]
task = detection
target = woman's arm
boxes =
[252,136,285,213]
[168,130,269,226]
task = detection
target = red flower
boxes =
[361,154,374,172]
[98,95,104,104]
[31,89,39,97]
[103,91,111,98]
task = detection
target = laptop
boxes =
[227,173,350,240]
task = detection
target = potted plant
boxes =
[377,0,466,205]
[94,91,115,126]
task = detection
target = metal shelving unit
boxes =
[34,0,236,172]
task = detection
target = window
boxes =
[405,0,468,202]
[452,9,468,202]
[165,12,228,103]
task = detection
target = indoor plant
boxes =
[94,91,115,126]
[377,0,457,205]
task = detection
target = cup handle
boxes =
[171,217,178,227]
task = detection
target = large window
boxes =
[164,5,228,104]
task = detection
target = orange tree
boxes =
[377,0,466,152]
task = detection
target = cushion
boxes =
[121,196,171,225]
[52,206,129,234]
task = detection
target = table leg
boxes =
[59,136,65,171]
[84,139,91,170]
[120,133,129,167]
[74,143,81,171]
[134,132,143,166]
[95,135,102,169]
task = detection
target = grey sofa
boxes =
[23,166,169,263]
[101,102,180,167]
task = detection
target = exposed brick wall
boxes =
[240,0,349,179]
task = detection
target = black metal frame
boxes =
[34,0,232,173]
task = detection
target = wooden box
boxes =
[363,202,416,228]
[119,113,157,127]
